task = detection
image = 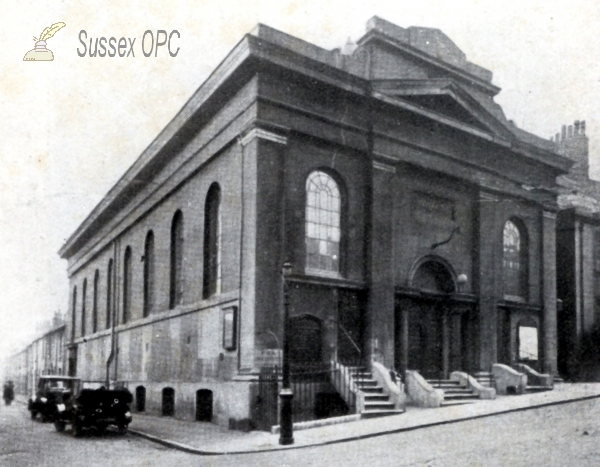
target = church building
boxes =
[58,17,572,426]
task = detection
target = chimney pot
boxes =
[575,120,580,134]
[581,121,586,135]
[568,125,573,138]
[561,125,567,141]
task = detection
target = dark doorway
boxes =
[400,259,457,379]
[135,386,146,412]
[408,301,444,378]
[195,389,213,422]
[162,387,175,416]
[289,315,322,364]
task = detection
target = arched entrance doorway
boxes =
[396,257,466,380]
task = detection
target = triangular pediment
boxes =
[372,79,516,141]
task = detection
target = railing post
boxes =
[279,262,294,445]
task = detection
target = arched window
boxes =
[305,171,341,275]
[81,279,87,336]
[203,184,221,299]
[106,259,113,330]
[72,286,77,341]
[123,246,132,324]
[170,211,184,309]
[503,219,528,298]
[143,231,155,317]
[93,270,99,333]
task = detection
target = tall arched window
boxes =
[106,259,113,330]
[503,219,528,298]
[123,246,132,324]
[170,211,184,309]
[81,279,87,336]
[72,286,77,341]
[305,171,341,275]
[143,231,155,317]
[203,184,221,299]
[93,270,99,333]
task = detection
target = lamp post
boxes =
[279,261,294,445]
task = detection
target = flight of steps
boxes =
[427,378,481,406]
[349,367,405,418]
[478,368,555,393]
[473,371,495,388]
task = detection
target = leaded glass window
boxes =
[503,220,526,298]
[305,171,341,274]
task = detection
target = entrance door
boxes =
[408,300,444,379]
[400,258,458,379]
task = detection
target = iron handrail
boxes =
[328,318,362,362]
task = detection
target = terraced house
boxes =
[58,17,573,428]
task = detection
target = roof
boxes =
[59,19,571,260]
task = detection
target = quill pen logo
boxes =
[23,22,66,61]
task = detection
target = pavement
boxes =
[127,383,600,455]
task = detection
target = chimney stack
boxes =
[554,119,589,182]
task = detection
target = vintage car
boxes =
[53,386,133,436]
[28,376,80,422]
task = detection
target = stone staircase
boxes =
[427,378,481,406]
[473,371,495,388]
[348,367,405,418]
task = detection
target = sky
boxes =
[1,0,599,368]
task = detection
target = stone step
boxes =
[360,409,405,419]
[444,393,480,400]
[441,400,476,407]
[359,386,383,394]
[355,379,379,387]
[350,372,372,379]
[431,384,466,390]
[443,388,473,394]
[364,394,391,401]
[473,372,495,387]
[364,401,396,410]
[428,379,461,386]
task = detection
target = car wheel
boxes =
[117,424,128,435]
[41,413,49,423]
[54,421,66,432]
[30,410,37,420]
[73,420,83,437]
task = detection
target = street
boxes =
[0,402,191,467]
[2,398,600,466]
